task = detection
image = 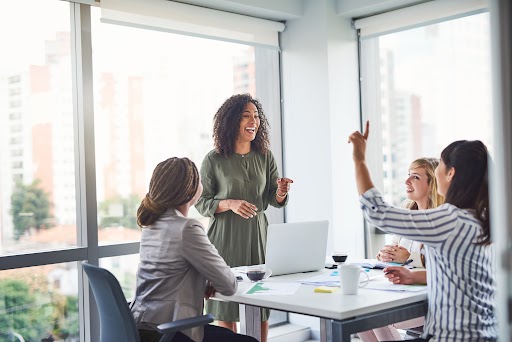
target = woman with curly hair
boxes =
[195,94,293,341]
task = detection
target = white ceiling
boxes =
[170,0,433,21]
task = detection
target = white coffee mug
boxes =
[338,264,370,295]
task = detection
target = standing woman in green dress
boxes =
[195,94,293,342]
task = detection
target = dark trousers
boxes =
[139,324,258,342]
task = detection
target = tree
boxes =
[10,179,52,240]
[0,279,49,341]
[0,278,79,341]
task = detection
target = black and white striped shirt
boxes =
[360,188,497,341]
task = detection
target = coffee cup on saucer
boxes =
[332,252,348,264]
[245,267,272,282]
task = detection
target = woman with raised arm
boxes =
[348,121,496,341]
[359,157,444,341]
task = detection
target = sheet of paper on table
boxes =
[243,282,301,295]
[365,279,427,292]
[298,271,340,287]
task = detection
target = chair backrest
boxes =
[83,262,140,342]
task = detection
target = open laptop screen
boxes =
[265,220,329,276]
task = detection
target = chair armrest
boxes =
[156,314,214,334]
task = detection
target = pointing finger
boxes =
[363,120,370,140]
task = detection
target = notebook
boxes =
[265,220,329,276]
[347,259,413,269]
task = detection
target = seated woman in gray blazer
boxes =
[131,157,257,342]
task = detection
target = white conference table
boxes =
[214,269,428,342]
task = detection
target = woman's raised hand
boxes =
[276,177,294,198]
[348,120,370,163]
[229,200,258,219]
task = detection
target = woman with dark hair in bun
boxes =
[131,157,256,342]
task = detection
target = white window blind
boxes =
[354,0,488,39]
[100,0,285,49]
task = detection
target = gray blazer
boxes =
[131,208,237,342]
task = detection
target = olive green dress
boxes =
[195,149,288,322]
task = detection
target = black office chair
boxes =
[82,262,213,342]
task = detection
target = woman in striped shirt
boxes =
[348,121,496,341]
[359,157,443,341]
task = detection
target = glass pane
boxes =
[361,13,493,207]
[0,262,79,341]
[100,255,138,300]
[91,9,256,243]
[0,0,76,255]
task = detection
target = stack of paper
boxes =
[365,279,427,292]
[298,271,340,287]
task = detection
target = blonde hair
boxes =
[403,157,445,210]
[137,157,199,227]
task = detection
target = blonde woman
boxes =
[377,158,445,268]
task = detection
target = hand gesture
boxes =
[276,177,294,198]
[377,245,410,263]
[230,200,258,219]
[348,120,369,162]
[204,281,216,299]
[383,266,415,285]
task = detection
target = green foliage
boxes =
[0,279,49,341]
[98,194,141,229]
[10,179,52,240]
[0,278,79,341]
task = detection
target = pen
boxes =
[401,259,413,266]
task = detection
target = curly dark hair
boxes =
[213,94,270,157]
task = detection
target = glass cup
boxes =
[332,252,348,263]
[338,264,369,295]
[245,267,272,282]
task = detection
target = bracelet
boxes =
[276,191,287,199]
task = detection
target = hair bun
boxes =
[143,194,163,214]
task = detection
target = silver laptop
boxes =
[265,220,329,276]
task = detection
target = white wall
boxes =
[281,0,364,260]
[279,0,364,332]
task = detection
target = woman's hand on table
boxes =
[383,266,415,285]
[378,245,410,263]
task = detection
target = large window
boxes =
[1,1,282,340]
[0,0,76,255]
[91,8,257,239]
[360,12,492,251]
